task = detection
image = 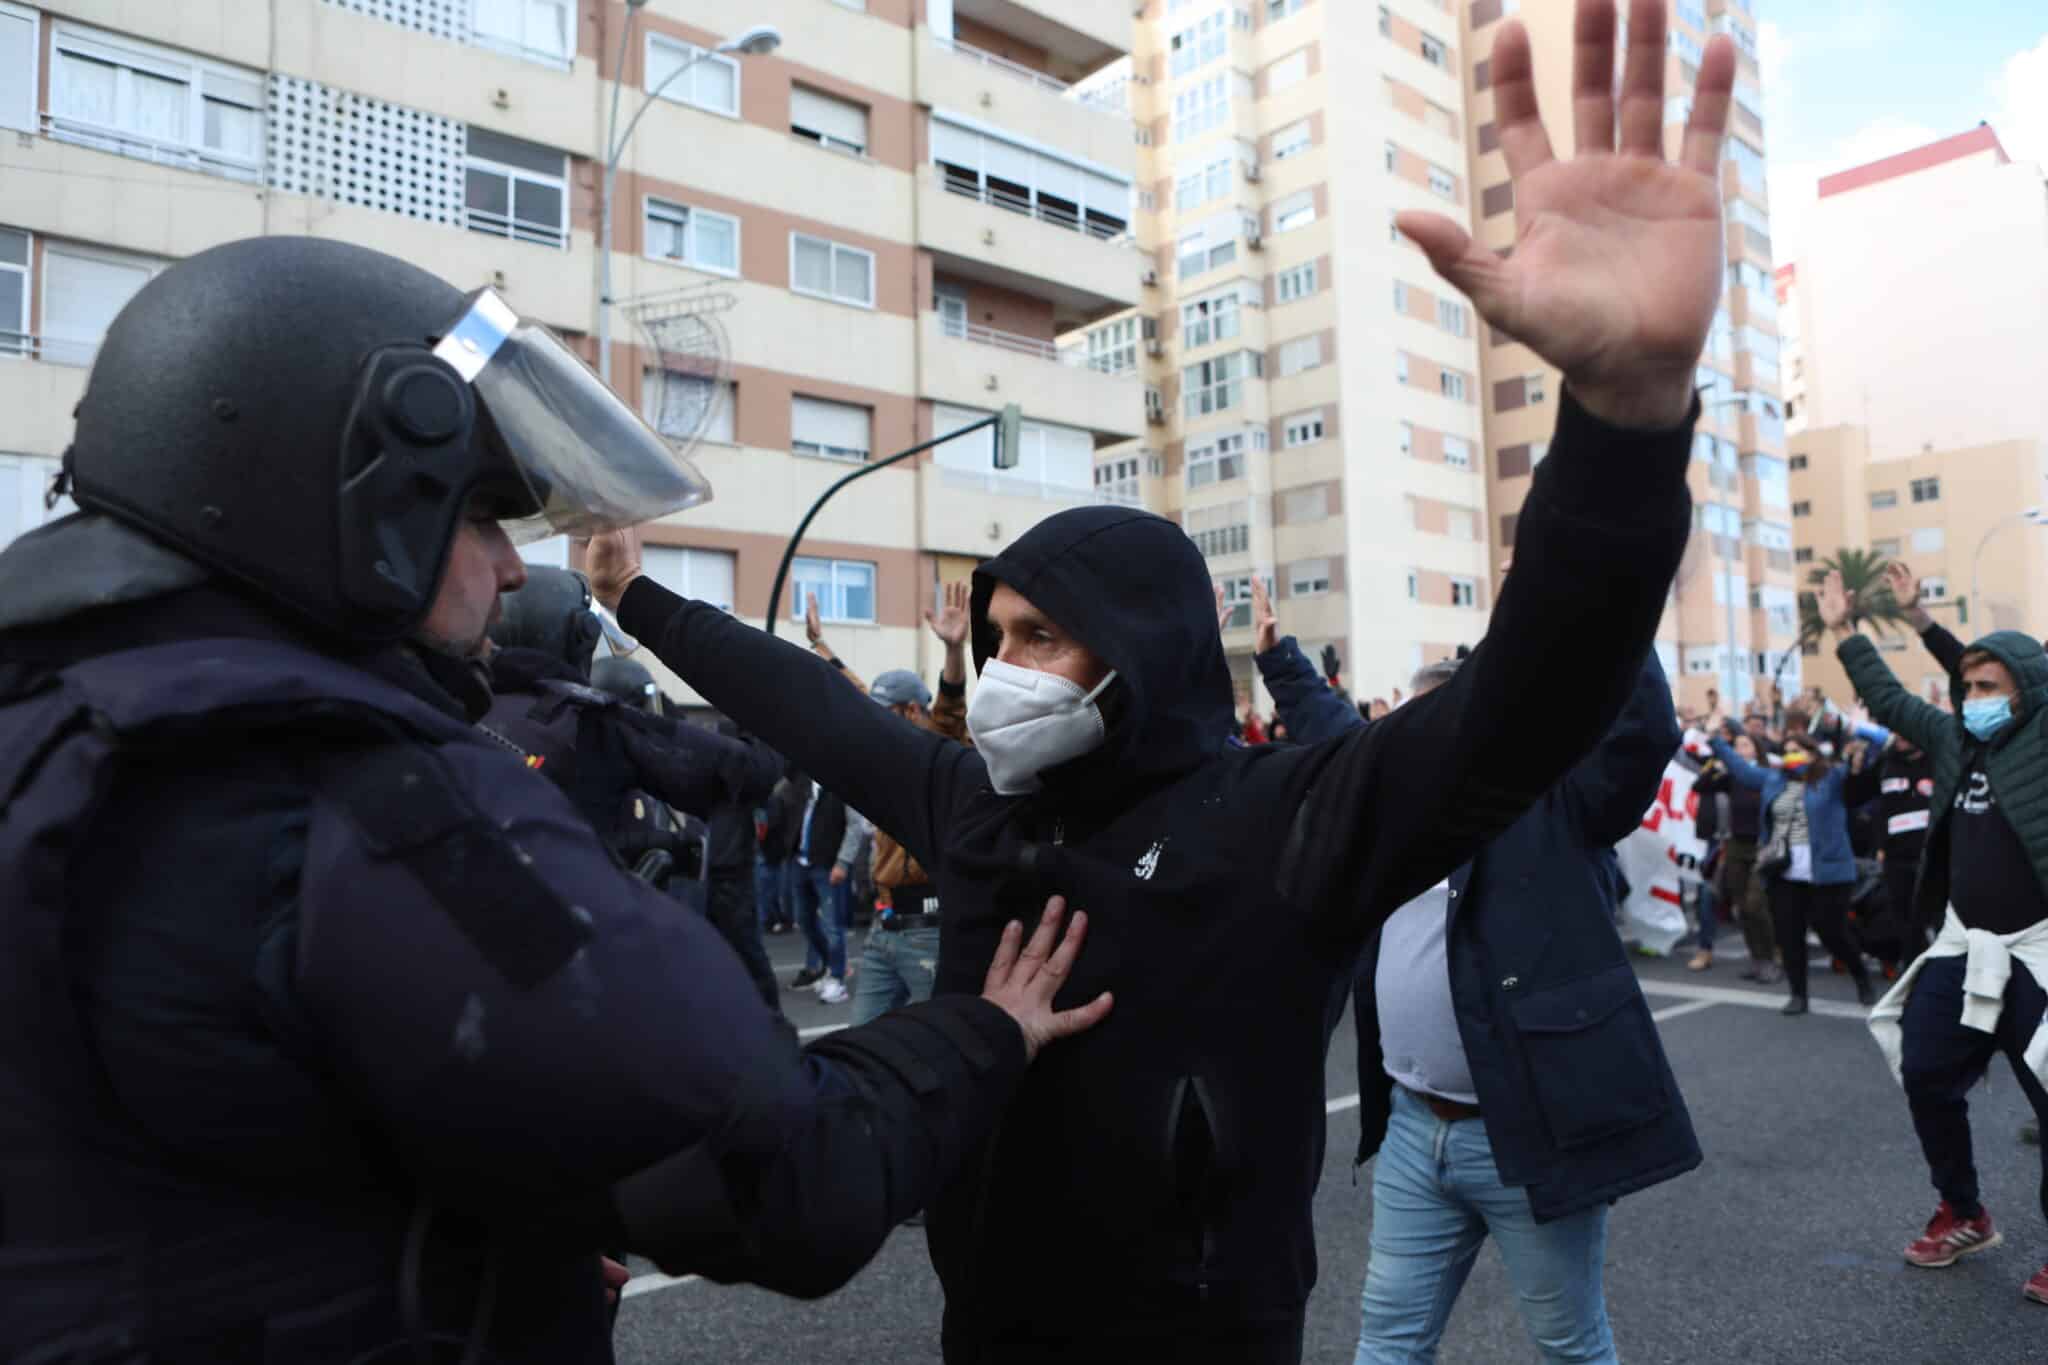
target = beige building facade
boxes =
[1466,0,1791,715]
[1790,423,2048,703]
[0,0,1145,697]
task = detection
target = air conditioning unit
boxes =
[1146,338,1165,358]
[1244,163,1263,183]
[1245,229,1264,251]
[1141,268,1160,288]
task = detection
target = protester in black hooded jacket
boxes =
[590,12,1732,1356]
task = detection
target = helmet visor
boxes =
[434,289,711,543]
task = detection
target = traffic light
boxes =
[993,403,1023,470]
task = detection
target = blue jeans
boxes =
[755,855,790,930]
[851,921,941,1026]
[1356,1088,1615,1364]
[791,862,848,980]
[1693,877,1718,948]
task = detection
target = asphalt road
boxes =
[617,928,2048,1364]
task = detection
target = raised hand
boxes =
[1397,0,1735,430]
[980,896,1113,1061]
[804,592,826,648]
[1819,568,1853,634]
[925,579,972,649]
[1214,584,1233,633]
[583,529,644,612]
[1250,573,1278,655]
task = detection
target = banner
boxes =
[1617,756,1707,956]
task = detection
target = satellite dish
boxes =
[623,282,737,461]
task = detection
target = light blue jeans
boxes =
[850,921,941,1027]
[1356,1087,1616,1364]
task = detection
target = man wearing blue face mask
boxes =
[1821,570,2048,1305]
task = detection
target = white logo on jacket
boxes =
[1134,839,1167,881]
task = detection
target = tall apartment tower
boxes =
[1099,0,1493,706]
[1463,0,1791,711]
[0,0,1144,693]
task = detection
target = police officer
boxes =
[0,236,1110,1362]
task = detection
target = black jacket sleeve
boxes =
[617,587,980,873]
[1256,635,1364,746]
[1278,391,1694,946]
[1920,620,1966,678]
[1561,649,1682,849]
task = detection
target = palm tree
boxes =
[1795,547,1913,651]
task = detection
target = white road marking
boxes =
[798,1023,848,1040]
[1327,1092,1361,1114]
[1651,999,1721,1024]
[1636,978,1870,1021]
[622,1271,700,1299]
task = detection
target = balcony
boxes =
[920,313,1144,441]
[1,134,265,261]
[918,461,1102,559]
[0,357,90,459]
[917,33,1136,176]
[1727,285,1777,333]
[916,167,1142,329]
[951,0,1132,71]
[1726,220,1772,267]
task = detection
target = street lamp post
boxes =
[1970,506,2046,629]
[598,12,781,386]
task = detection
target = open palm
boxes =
[1400,0,1737,429]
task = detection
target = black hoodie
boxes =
[618,391,1695,1356]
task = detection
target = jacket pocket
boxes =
[1162,1072,1231,1277]
[1507,964,1669,1150]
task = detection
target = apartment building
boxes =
[1790,424,2048,703]
[1465,0,1791,713]
[0,0,1144,694]
[1086,0,1490,707]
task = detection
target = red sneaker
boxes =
[1905,1203,2002,1268]
[2025,1264,2048,1304]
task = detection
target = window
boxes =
[642,545,737,613]
[1872,537,1901,556]
[1169,10,1230,78]
[1481,181,1514,217]
[1178,229,1237,280]
[1269,0,1306,18]
[1096,456,1144,505]
[1726,136,1766,195]
[1923,577,1949,601]
[1213,574,1253,627]
[645,197,739,274]
[1183,352,1260,416]
[47,22,264,181]
[1283,411,1325,447]
[790,556,876,624]
[790,395,872,462]
[1428,165,1457,199]
[1172,72,1232,143]
[647,33,738,117]
[1911,476,1941,503]
[1450,576,1477,607]
[1406,570,1419,601]
[41,242,165,367]
[1523,371,1545,404]
[1436,297,1468,336]
[791,86,868,156]
[1283,485,1329,521]
[1385,140,1399,173]
[1396,352,1410,384]
[1085,316,1138,375]
[1794,546,1813,563]
[0,226,26,356]
[1399,422,1414,456]
[1442,435,1472,469]
[1419,33,1448,67]
[936,403,1094,497]
[643,371,734,444]
[1439,369,1468,402]
[1182,288,1243,348]
[1268,50,1309,94]
[1277,334,1323,376]
[1175,150,1235,213]
[1870,489,1897,509]
[1912,526,1946,553]
[472,0,572,66]
[1272,119,1312,160]
[1790,500,1810,517]
[464,128,566,248]
[791,233,875,308]
[1288,558,1331,596]
[1187,504,1252,559]
[1273,191,1316,233]
[1789,454,1808,470]
[1275,261,1318,303]
[1393,281,1409,313]
[1187,431,1254,488]
[0,1,37,134]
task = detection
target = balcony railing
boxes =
[939,465,1100,504]
[933,35,1127,116]
[937,172,1134,244]
[0,331,42,359]
[937,317,1137,374]
[43,113,263,185]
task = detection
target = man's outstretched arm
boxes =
[1278,0,1727,941]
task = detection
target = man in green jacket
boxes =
[1821,570,2048,1304]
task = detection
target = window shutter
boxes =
[791,86,867,148]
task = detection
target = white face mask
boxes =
[967,658,1120,796]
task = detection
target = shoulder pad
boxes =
[315,740,593,988]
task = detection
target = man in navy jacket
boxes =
[1252,576,1698,1363]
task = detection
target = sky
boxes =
[1760,0,2048,267]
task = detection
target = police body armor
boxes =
[476,680,707,890]
[0,638,613,1362]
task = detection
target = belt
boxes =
[880,911,939,931]
[1404,1085,1482,1123]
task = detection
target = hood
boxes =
[0,511,210,633]
[1952,629,2048,733]
[971,505,1233,797]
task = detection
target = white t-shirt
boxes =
[1374,881,1478,1104]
